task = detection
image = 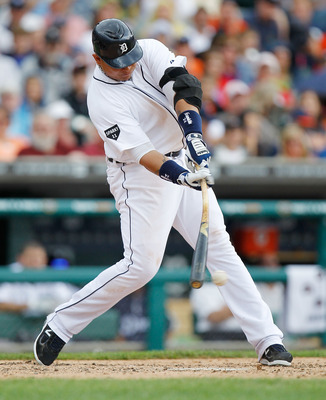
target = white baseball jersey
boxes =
[45,39,285,361]
[87,39,187,163]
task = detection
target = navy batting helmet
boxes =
[92,19,143,69]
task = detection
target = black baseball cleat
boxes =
[260,344,293,366]
[34,324,66,366]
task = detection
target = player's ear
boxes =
[93,54,101,65]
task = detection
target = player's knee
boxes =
[134,262,159,285]
[115,250,162,289]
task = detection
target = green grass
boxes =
[1,348,326,361]
[0,378,326,400]
[0,350,325,400]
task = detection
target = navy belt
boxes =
[165,149,182,158]
[107,149,182,164]
[107,157,123,164]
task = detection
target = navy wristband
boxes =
[159,160,188,184]
[178,110,202,136]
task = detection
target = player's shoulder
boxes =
[138,38,168,54]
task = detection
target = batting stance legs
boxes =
[34,155,285,365]
[45,162,182,342]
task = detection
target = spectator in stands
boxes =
[18,110,76,156]
[216,35,242,86]
[63,62,89,118]
[44,0,90,52]
[173,37,205,80]
[272,42,293,95]
[92,0,124,25]
[212,0,248,39]
[292,26,326,86]
[9,240,48,273]
[46,99,78,148]
[7,25,34,67]
[293,90,325,132]
[250,51,294,131]
[211,114,248,165]
[5,0,32,32]
[0,82,25,137]
[242,110,280,156]
[187,6,216,56]
[238,28,261,62]
[292,90,326,157]
[0,105,27,162]
[236,29,261,85]
[289,0,326,51]
[69,120,105,157]
[21,24,73,104]
[203,79,250,151]
[0,47,22,92]
[251,0,310,62]
[190,282,244,340]
[291,0,315,29]
[255,51,281,82]
[257,50,295,112]
[0,240,78,316]
[202,50,225,105]
[280,123,311,159]
[203,122,226,154]
[200,73,220,121]
[310,0,326,33]
[220,79,251,118]
[145,1,187,49]
[246,0,289,52]
[12,75,45,140]
[250,81,283,132]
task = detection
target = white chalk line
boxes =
[167,367,248,372]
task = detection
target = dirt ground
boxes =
[0,358,325,380]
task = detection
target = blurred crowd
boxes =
[0,0,326,164]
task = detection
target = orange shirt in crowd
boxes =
[0,137,28,162]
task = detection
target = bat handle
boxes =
[198,166,208,220]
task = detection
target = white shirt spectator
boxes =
[0,54,22,94]
[190,282,242,334]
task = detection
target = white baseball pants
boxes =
[47,153,283,360]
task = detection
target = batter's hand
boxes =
[177,167,214,190]
[186,133,211,168]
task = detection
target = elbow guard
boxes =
[159,67,202,110]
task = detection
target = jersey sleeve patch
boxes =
[104,124,120,140]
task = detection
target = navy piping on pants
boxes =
[48,165,133,318]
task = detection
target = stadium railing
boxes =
[0,265,287,350]
[1,198,326,349]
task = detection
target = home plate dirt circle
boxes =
[1,358,325,379]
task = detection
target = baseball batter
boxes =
[34,19,293,367]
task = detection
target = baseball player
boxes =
[34,18,293,367]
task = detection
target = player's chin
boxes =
[119,73,132,81]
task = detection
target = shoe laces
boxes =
[269,344,286,352]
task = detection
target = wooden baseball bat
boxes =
[190,173,209,289]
